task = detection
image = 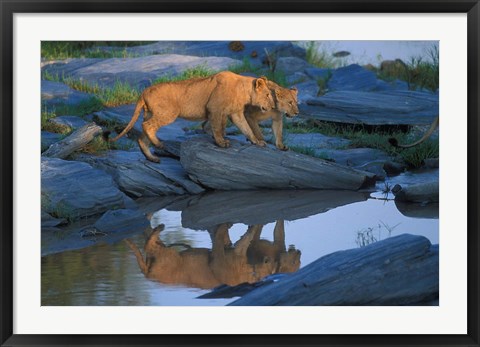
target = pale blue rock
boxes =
[41,157,127,220]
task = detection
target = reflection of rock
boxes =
[395,201,439,219]
[125,220,300,289]
[41,208,148,256]
[93,208,149,234]
[180,137,375,191]
[230,234,438,306]
[392,181,439,203]
[175,189,369,230]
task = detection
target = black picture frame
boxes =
[1,1,479,346]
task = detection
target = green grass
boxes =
[283,120,438,168]
[305,41,339,69]
[153,64,216,84]
[376,45,439,92]
[43,71,140,108]
[41,41,154,60]
[41,110,69,134]
[229,57,256,74]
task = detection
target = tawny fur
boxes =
[203,81,299,150]
[108,71,275,163]
[124,220,301,289]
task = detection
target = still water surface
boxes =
[42,185,439,306]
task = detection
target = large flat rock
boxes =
[42,54,241,89]
[41,157,127,220]
[41,80,94,107]
[300,90,438,125]
[229,234,438,306]
[76,150,204,197]
[180,137,375,191]
[91,41,306,64]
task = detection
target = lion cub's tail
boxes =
[388,116,439,148]
[108,98,145,142]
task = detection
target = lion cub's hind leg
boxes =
[142,111,175,150]
[137,133,161,163]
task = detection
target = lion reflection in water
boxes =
[125,220,301,289]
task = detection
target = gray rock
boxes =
[383,161,407,176]
[230,234,438,305]
[318,148,391,167]
[76,150,204,197]
[275,57,312,75]
[41,80,94,107]
[327,64,378,91]
[93,208,149,234]
[41,157,126,220]
[375,79,409,91]
[285,72,309,85]
[42,54,241,89]
[91,41,306,64]
[304,67,332,81]
[284,132,351,150]
[41,131,63,151]
[41,210,67,228]
[393,181,439,203]
[291,80,319,103]
[48,115,89,132]
[301,90,439,125]
[180,137,375,191]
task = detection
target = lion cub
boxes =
[203,80,299,150]
[107,71,275,163]
[244,81,299,150]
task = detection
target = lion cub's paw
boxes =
[256,140,267,147]
[148,156,161,163]
[277,144,289,151]
[217,139,231,148]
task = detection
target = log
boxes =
[392,181,439,203]
[42,123,102,159]
[229,234,438,306]
[180,137,375,191]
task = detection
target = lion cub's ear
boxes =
[290,87,298,95]
[274,89,284,99]
[255,77,267,89]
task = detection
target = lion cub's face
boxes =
[252,77,276,112]
[275,87,299,118]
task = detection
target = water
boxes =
[311,40,439,66]
[42,186,439,306]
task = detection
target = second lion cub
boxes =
[203,80,299,150]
